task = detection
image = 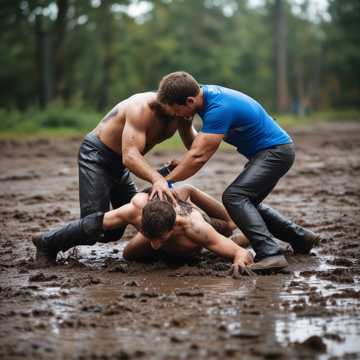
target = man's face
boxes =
[149,229,174,250]
[162,100,196,121]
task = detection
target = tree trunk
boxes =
[54,0,69,100]
[97,3,114,111]
[274,0,289,113]
[35,14,53,108]
[295,61,306,116]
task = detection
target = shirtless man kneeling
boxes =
[34,185,256,277]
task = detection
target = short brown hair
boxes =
[141,200,176,239]
[158,71,200,105]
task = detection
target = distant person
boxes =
[33,185,257,276]
[153,71,320,268]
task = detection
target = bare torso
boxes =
[93,92,179,156]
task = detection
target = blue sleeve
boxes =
[201,106,232,134]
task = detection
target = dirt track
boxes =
[0,122,360,359]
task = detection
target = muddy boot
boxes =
[300,231,321,254]
[257,204,320,254]
[32,212,104,266]
[249,254,288,272]
[275,239,294,255]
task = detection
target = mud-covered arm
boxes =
[123,232,158,261]
[177,118,198,150]
[184,212,253,267]
[166,133,223,182]
[102,203,138,231]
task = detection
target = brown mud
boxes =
[0,122,360,359]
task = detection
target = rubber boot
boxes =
[257,204,320,254]
[32,212,104,266]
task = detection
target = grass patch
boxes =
[0,103,101,136]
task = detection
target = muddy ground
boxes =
[0,122,359,360]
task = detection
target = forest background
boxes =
[1,0,359,140]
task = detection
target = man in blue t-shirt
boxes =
[153,71,320,271]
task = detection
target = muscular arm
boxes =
[122,108,163,184]
[102,194,146,230]
[167,133,223,183]
[122,107,176,203]
[177,118,198,149]
[184,212,253,267]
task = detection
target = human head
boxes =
[141,199,176,249]
[157,71,201,119]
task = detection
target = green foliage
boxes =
[0,103,101,135]
[323,0,360,107]
[0,0,359,113]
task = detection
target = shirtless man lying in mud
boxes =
[34,184,254,276]
[116,185,256,276]
[34,183,302,275]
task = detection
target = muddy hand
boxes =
[229,263,247,279]
[150,178,177,205]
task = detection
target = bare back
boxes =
[94,92,179,156]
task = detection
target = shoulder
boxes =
[125,93,157,125]
[131,193,149,210]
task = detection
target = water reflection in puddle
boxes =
[276,315,360,358]
[43,247,360,358]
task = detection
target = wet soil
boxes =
[0,122,359,359]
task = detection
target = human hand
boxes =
[149,178,177,205]
[229,250,254,278]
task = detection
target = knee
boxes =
[257,203,269,213]
[100,227,126,243]
[222,186,247,209]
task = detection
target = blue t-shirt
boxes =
[198,85,292,158]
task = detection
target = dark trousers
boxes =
[78,133,138,243]
[222,143,295,259]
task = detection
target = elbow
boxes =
[182,184,196,194]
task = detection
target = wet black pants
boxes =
[222,143,295,259]
[78,133,138,243]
